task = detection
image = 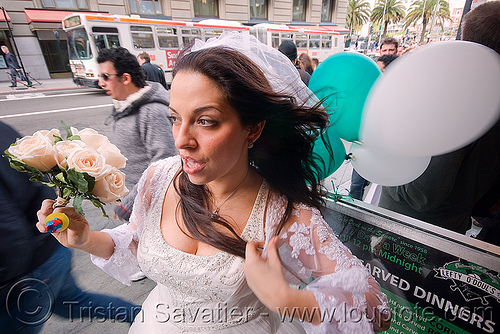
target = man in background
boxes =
[379,37,398,56]
[97,48,177,222]
[137,52,168,89]
[1,45,24,87]
[278,40,311,85]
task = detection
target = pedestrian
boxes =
[379,37,398,56]
[299,53,314,75]
[0,121,139,333]
[137,51,168,89]
[98,47,177,223]
[37,32,390,333]
[1,45,25,87]
[378,1,500,234]
[278,40,311,85]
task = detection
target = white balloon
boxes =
[361,41,500,157]
[350,143,431,186]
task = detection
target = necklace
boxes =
[212,169,250,215]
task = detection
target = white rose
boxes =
[92,167,129,203]
[8,132,57,172]
[70,127,107,149]
[71,127,126,169]
[66,146,107,180]
[53,140,87,168]
[36,129,61,144]
[96,141,127,169]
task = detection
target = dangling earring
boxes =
[248,141,254,149]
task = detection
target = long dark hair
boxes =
[172,47,329,258]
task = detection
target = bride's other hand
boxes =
[244,236,291,311]
[36,199,91,250]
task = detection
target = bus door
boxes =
[91,26,120,51]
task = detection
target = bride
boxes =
[37,32,390,333]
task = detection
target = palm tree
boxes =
[346,0,371,43]
[371,0,406,38]
[404,0,450,44]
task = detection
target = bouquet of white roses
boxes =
[4,122,128,231]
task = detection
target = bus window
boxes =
[271,32,279,48]
[203,29,224,41]
[334,36,338,48]
[321,35,332,49]
[157,27,179,48]
[67,28,92,60]
[280,32,293,40]
[130,25,155,49]
[295,33,308,48]
[180,28,201,48]
[309,34,320,49]
[107,34,120,48]
[92,27,120,50]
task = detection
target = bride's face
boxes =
[169,71,254,186]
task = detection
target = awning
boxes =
[289,24,350,35]
[0,10,11,29]
[24,9,108,30]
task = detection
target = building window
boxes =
[292,0,307,22]
[250,0,267,20]
[129,0,163,15]
[194,0,219,18]
[321,0,334,22]
[42,0,88,9]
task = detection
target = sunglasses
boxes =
[101,73,120,81]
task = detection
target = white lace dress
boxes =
[91,156,388,333]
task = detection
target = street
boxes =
[0,86,156,334]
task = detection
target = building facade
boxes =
[0,0,348,81]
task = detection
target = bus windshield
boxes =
[67,28,92,60]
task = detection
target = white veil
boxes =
[190,31,318,107]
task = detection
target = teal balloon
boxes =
[309,52,381,142]
[312,127,346,181]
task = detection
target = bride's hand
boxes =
[36,199,91,250]
[244,236,291,311]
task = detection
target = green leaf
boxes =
[73,195,84,215]
[53,135,63,143]
[62,186,73,199]
[90,198,108,218]
[60,121,73,138]
[28,175,55,188]
[67,168,95,193]
[67,135,81,141]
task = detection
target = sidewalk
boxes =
[0,77,84,94]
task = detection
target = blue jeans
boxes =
[350,169,370,200]
[0,245,141,333]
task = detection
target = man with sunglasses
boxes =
[97,47,177,225]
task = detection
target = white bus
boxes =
[62,13,343,88]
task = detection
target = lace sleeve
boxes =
[90,157,178,285]
[266,198,389,333]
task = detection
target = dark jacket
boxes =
[0,122,58,290]
[379,120,500,234]
[4,52,19,70]
[142,62,167,89]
